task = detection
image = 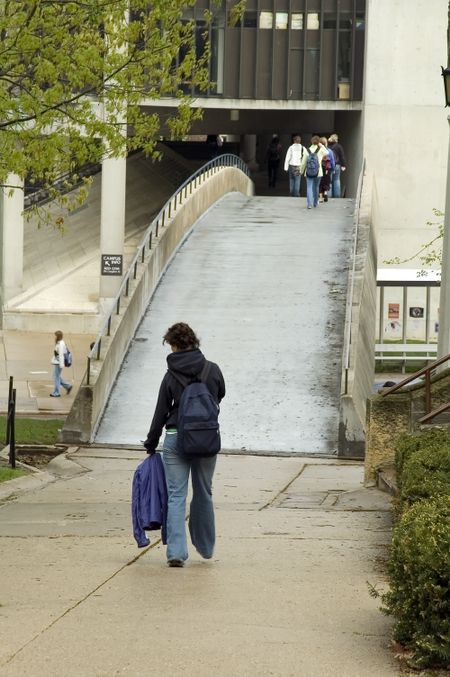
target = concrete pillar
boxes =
[241,134,259,171]
[99,155,127,299]
[437,116,450,359]
[0,174,24,307]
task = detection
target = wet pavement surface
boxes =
[96,193,355,454]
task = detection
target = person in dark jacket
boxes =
[266,134,282,188]
[328,133,347,198]
[143,322,225,568]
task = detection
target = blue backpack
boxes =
[64,347,72,367]
[306,150,320,177]
[170,362,221,458]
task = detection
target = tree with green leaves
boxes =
[0,0,215,211]
[384,209,443,273]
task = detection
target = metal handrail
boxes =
[86,153,250,384]
[381,352,450,420]
[6,376,16,468]
[342,158,366,394]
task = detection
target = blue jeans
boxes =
[306,176,321,208]
[52,364,71,396]
[162,432,217,562]
[331,164,341,197]
[288,166,301,197]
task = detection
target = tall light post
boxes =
[437,66,450,358]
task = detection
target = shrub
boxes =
[383,496,450,668]
[400,445,450,508]
[394,428,450,491]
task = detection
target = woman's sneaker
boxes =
[168,559,184,568]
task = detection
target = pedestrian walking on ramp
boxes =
[143,322,226,568]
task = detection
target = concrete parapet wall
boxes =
[62,167,254,443]
[339,169,377,458]
[365,367,450,482]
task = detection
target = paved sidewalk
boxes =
[0,450,396,676]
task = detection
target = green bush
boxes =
[400,446,450,508]
[382,496,450,668]
[394,429,450,491]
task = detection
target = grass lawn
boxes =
[0,418,62,446]
[0,466,27,483]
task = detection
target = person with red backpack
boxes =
[143,322,225,568]
[319,136,335,202]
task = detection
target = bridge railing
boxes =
[342,159,365,393]
[86,153,249,385]
[380,353,450,424]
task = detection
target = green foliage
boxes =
[400,445,450,507]
[0,418,62,446]
[0,0,218,220]
[382,430,450,668]
[384,209,443,272]
[394,429,450,491]
[382,496,450,669]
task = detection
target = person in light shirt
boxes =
[283,134,308,197]
[50,330,72,397]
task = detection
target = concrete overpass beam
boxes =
[99,155,127,301]
[0,174,24,306]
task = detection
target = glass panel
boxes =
[323,14,336,29]
[210,26,224,94]
[339,15,352,29]
[275,12,288,29]
[244,10,258,27]
[338,30,351,81]
[260,11,273,29]
[307,13,320,30]
[291,13,303,30]
[305,48,320,97]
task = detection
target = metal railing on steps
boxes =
[381,352,450,424]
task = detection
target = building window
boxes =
[307,13,320,30]
[244,11,257,27]
[291,13,303,30]
[275,12,288,30]
[259,12,273,29]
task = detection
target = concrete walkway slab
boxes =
[0,451,396,676]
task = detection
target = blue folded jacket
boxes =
[131,454,168,547]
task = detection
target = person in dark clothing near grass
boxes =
[143,322,225,568]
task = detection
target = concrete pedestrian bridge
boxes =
[9,154,374,457]
[95,191,356,455]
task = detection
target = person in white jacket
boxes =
[284,134,308,197]
[50,330,72,397]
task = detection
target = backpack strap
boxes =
[169,369,189,388]
[199,361,211,383]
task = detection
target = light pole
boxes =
[437,66,450,358]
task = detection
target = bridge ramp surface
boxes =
[95,193,354,454]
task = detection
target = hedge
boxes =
[382,429,450,668]
[400,445,450,508]
[382,496,450,669]
[394,428,450,491]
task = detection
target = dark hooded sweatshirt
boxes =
[144,348,226,453]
